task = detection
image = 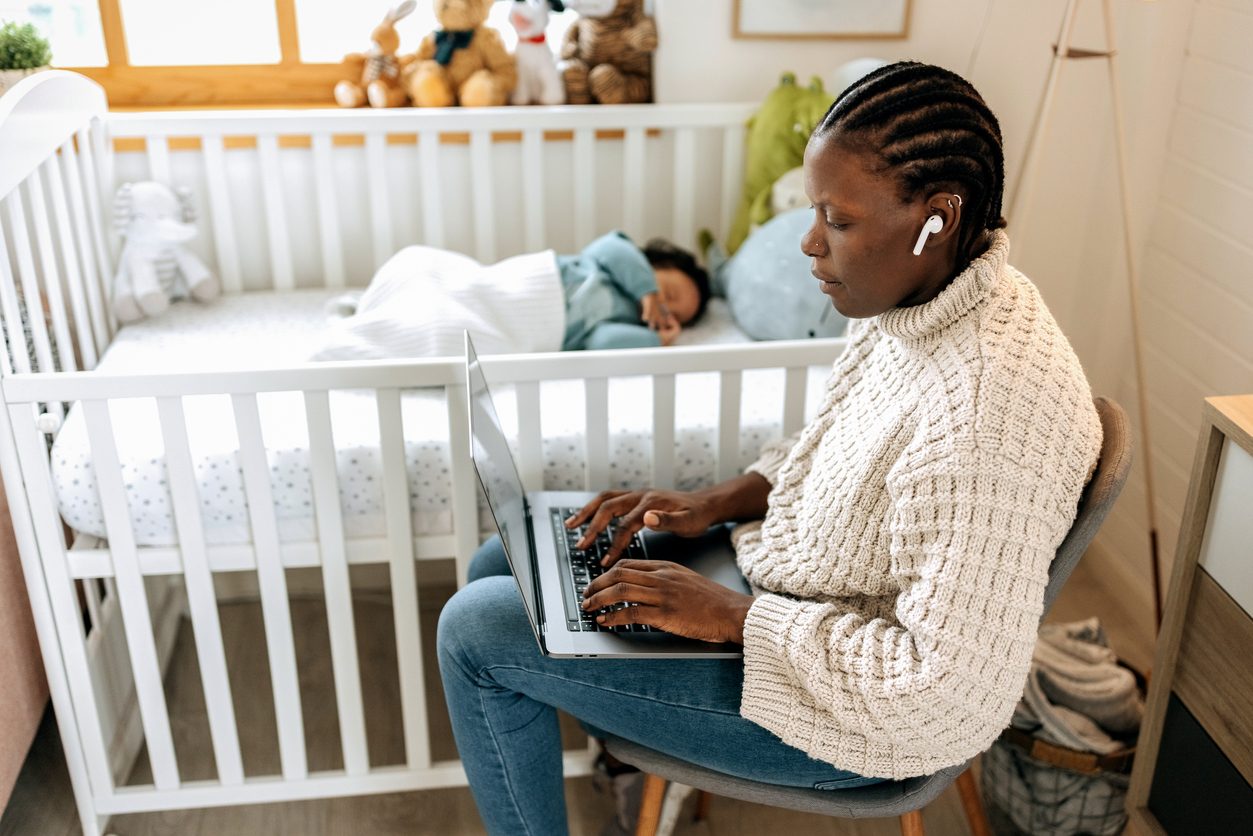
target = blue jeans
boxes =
[436,536,879,835]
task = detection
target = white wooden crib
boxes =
[0,71,846,834]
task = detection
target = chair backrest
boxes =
[1043,396,1133,614]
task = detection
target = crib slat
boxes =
[377,388,430,770]
[156,396,245,786]
[7,403,116,795]
[0,228,29,375]
[522,129,545,253]
[574,128,595,247]
[470,130,495,263]
[516,381,542,491]
[304,390,369,776]
[720,125,745,241]
[418,131,444,249]
[75,127,114,326]
[146,134,172,185]
[44,154,98,369]
[231,393,308,780]
[717,370,742,483]
[623,127,646,242]
[672,128,696,251]
[257,133,294,292]
[82,576,103,641]
[59,139,110,360]
[82,399,181,790]
[446,382,479,587]
[89,119,114,218]
[201,135,243,294]
[783,367,807,436]
[584,377,609,491]
[310,133,346,289]
[5,193,59,387]
[651,373,675,489]
[365,132,392,273]
[27,171,77,372]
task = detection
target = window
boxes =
[25,0,578,108]
[0,0,106,66]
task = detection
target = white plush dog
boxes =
[112,181,219,323]
[509,0,566,105]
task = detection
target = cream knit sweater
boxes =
[733,231,1101,780]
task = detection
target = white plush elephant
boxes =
[111,181,219,323]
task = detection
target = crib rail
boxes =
[0,72,115,379]
[105,102,754,291]
[0,338,844,822]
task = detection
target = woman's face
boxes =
[801,133,958,319]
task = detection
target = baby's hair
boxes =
[643,239,711,323]
[815,61,1007,265]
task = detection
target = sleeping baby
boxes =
[560,231,711,350]
[312,232,711,360]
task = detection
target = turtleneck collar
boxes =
[876,229,1010,340]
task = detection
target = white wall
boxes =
[1083,0,1253,638]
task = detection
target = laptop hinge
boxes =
[523,497,545,630]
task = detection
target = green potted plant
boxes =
[0,21,52,96]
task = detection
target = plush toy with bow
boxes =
[403,0,517,107]
[509,0,565,105]
[111,181,219,323]
[559,0,656,104]
[334,1,417,108]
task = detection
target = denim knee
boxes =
[436,575,518,680]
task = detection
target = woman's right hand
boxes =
[564,489,719,566]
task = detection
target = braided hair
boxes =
[815,61,1007,266]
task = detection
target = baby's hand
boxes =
[658,313,681,346]
[640,293,670,332]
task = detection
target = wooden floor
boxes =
[0,558,1154,836]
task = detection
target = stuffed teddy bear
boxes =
[559,0,656,105]
[111,181,219,323]
[509,0,566,105]
[726,73,833,253]
[403,0,517,107]
[334,1,416,108]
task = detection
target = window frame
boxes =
[65,0,369,107]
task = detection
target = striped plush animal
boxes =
[559,0,656,105]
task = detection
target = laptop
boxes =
[465,332,748,658]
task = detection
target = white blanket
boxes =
[311,246,567,360]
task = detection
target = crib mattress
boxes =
[51,291,832,546]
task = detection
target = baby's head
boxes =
[642,239,711,326]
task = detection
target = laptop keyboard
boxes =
[554,507,655,634]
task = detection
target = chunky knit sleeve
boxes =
[739,450,1072,779]
[745,431,802,485]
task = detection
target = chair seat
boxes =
[602,735,971,819]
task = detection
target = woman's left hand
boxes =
[580,560,754,644]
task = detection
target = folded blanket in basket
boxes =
[1010,617,1144,754]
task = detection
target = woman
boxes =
[437,61,1101,835]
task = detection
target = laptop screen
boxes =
[465,334,542,634]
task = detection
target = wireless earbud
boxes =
[912,215,944,256]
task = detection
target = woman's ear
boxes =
[926,192,962,244]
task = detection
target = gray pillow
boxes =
[714,208,848,341]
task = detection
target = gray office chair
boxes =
[605,397,1132,836]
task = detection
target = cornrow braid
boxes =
[816,61,1007,265]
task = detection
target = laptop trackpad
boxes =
[641,524,751,596]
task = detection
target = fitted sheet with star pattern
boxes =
[51,290,832,546]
